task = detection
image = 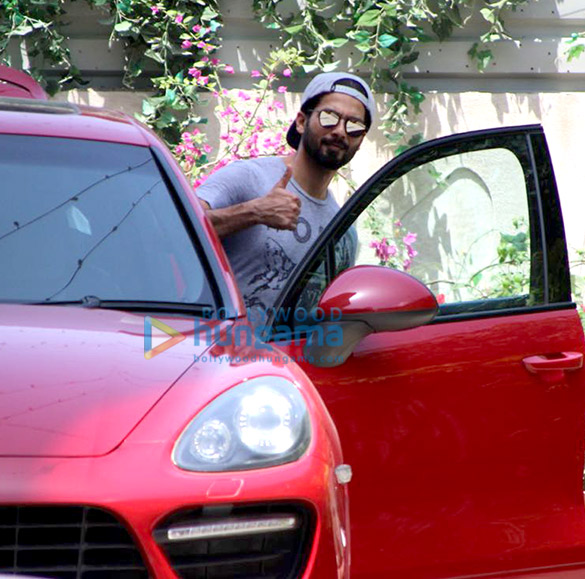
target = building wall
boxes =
[27,0,585,254]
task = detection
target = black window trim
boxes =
[150,147,237,319]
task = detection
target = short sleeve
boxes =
[195,161,252,210]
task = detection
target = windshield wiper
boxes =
[26,297,214,316]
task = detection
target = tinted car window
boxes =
[339,147,534,313]
[0,135,214,306]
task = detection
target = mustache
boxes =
[322,137,348,150]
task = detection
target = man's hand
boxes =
[254,167,301,230]
[200,167,302,238]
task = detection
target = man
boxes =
[197,71,375,312]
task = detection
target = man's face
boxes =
[300,93,367,170]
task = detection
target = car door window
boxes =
[339,147,533,314]
[283,128,570,325]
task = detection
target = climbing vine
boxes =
[1,0,530,149]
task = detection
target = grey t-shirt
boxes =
[197,157,344,313]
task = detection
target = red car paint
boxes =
[0,65,48,99]
[2,68,585,579]
[0,69,347,578]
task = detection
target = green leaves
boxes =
[356,9,381,27]
[379,33,398,48]
[0,0,534,155]
[114,20,134,33]
[566,32,585,62]
[468,42,494,71]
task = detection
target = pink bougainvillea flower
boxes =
[224,65,235,74]
[250,70,262,78]
[151,6,160,15]
[403,232,418,259]
[370,238,397,263]
[192,24,202,33]
[211,58,220,66]
[282,68,292,77]
[181,40,192,49]
[175,14,183,24]
[277,86,287,93]
[403,232,417,246]
[188,68,201,78]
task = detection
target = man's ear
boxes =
[295,111,307,137]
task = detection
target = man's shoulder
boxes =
[205,156,285,183]
[197,156,287,205]
[237,156,286,174]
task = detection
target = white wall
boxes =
[44,0,585,261]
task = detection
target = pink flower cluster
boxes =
[174,129,212,174]
[370,238,398,262]
[174,63,294,188]
[369,228,418,271]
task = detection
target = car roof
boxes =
[0,65,150,146]
[0,99,151,147]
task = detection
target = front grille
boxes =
[0,506,148,578]
[154,503,314,579]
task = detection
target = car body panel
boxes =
[273,125,585,577]
[0,106,150,146]
[0,305,200,457]
[0,65,48,99]
[0,335,349,578]
[0,70,349,578]
[279,308,585,577]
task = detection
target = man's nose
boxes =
[330,120,348,140]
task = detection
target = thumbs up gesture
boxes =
[255,166,301,230]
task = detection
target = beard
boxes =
[301,122,357,170]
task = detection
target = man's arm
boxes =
[199,166,301,238]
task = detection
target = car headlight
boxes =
[173,376,311,472]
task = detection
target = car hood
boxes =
[0,304,211,457]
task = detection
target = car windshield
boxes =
[0,134,214,308]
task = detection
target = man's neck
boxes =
[286,150,336,200]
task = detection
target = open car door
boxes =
[270,125,585,577]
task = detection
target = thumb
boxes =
[276,166,293,189]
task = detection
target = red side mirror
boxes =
[305,266,438,367]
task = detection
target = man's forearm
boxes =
[199,184,301,236]
[200,199,261,238]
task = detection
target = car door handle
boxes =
[523,352,584,382]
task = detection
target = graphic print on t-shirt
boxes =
[246,237,295,310]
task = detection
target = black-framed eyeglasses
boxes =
[314,109,367,138]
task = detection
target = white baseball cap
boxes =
[286,72,376,149]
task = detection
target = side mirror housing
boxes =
[304,265,438,367]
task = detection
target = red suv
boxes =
[2,67,585,579]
